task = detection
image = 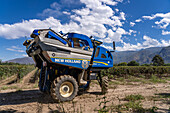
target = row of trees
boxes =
[116,55,168,66]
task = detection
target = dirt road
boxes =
[0,75,169,113]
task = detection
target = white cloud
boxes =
[0,17,62,39]
[142,12,170,29]
[162,30,170,35]
[116,35,170,51]
[135,19,142,22]
[142,15,155,20]
[119,12,126,20]
[6,46,25,52]
[99,0,118,6]
[62,11,71,15]
[127,29,136,35]
[161,40,170,46]
[115,8,119,12]
[142,35,159,46]
[22,54,28,57]
[73,8,90,16]
[116,0,123,2]
[130,22,135,27]
[104,27,126,43]
[101,45,113,50]
[0,0,126,48]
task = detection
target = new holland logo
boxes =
[82,60,89,68]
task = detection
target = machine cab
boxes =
[93,46,113,69]
[67,33,93,51]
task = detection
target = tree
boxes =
[118,62,127,66]
[152,55,164,66]
[141,64,150,66]
[127,60,139,66]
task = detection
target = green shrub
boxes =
[127,61,139,66]
[101,66,170,78]
[118,62,127,66]
[0,65,34,80]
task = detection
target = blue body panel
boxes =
[93,46,113,68]
[50,46,113,69]
[51,57,90,69]
[32,29,40,35]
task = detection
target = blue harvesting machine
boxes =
[23,29,115,102]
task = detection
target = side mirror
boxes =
[111,41,116,52]
[113,41,116,51]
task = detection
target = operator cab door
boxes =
[68,38,91,51]
[93,47,113,68]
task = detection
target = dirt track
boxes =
[0,73,169,113]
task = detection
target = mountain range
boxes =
[6,46,170,65]
[112,46,170,64]
[7,57,34,64]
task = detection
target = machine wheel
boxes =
[50,75,78,102]
[101,76,108,94]
[39,67,46,93]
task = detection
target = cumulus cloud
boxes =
[0,17,62,39]
[142,12,170,29]
[162,30,170,35]
[0,0,126,44]
[104,27,126,43]
[116,35,170,51]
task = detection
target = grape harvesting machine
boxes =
[23,29,115,102]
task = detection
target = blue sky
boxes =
[0,0,170,61]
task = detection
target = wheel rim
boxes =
[59,81,74,98]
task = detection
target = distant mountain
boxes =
[112,46,170,64]
[7,57,34,64]
[6,46,170,65]
[159,46,170,63]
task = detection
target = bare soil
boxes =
[0,73,169,113]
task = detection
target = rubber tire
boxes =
[39,68,46,93]
[50,75,78,102]
[101,76,108,94]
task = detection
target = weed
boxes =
[149,75,166,83]
[116,77,125,82]
[94,95,110,113]
[108,80,120,85]
[33,83,39,88]
[167,77,170,80]
[0,85,18,90]
[124,94,145,102]
[123,101,145,112]
[0,86,9,90]
[138,75,145,78]
[126,76,141,82]
[155,93,170,99]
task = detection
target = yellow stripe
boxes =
[93,61,108,65]
[51,57,108,65]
